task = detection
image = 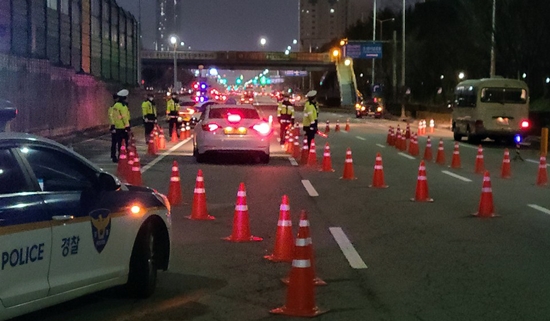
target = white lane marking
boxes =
[398,152,415,159]
[441,170,472,182]
[141,138,191,173]
[301,180,319,197]
[458,143,479,150]
[356,136,366,141]
[527,159,548,167]
[376,143,386,148]
[329,227,368,269]
[289,157,299,166]
[528,204,550,216]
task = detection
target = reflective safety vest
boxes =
[142,100,157,122]
[109,102,130,129]
[277,102,295,122]
[166,99,180,117]
[302,101,318,127]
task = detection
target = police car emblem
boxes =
[90,209,112,253]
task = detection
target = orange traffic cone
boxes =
[320,143,334,172]
[405,123,411,139]
[270,210,327,317]
[408,133,415,155]
[116,145,129,181]
[422,120,427,135]
[435,139,445,165]
[130,156,142,186]
[474,145,485,174]
[412,134,420,156]
[335,120,340,132]
[386,127,393,146]
[395,130,402,150]
[180,127,186,140]
[324,120,330,134]
[224,183,262,242]
[265,195,294,262]
[400,133,407,151]
[423,136,433,161]
[171,130,178,142]
[500,149,511,179]
[345,119,350,131]
[185,125,191,139]
[474,171,496,217]
[158,129,166,150]
[390,127,396,146]
[147,132,157,156]
[370,153,388,188]
[411,160,433,202]
[292,134,301,160]
[167,160,183,206]
[126,150,135,182]
[417,120,423,136]
[186,169,215,220]
[450,142,461,169]
[307,140,318,167]
[340,148,356,180]
[153,126,160,151]
[286,134,294,155]
[300,137,309,166]
[536,156,548,186]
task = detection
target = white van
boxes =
[452,78,530,143]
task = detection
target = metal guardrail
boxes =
[141,50,332,64]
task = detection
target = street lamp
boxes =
[378,18,395,40]
[259,37,267,49]
[293,39,298,45]
[458,72,465,80]
[344,58,352,66]
[170,35,179,91]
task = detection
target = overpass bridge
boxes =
[141,50,335,71]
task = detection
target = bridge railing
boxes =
[141,50,332,64]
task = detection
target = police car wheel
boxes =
[127,224,158,298]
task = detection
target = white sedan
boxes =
[193,104,272,163]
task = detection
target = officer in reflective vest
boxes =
[302,90,319,148]
[108,89,131,162]
[142,93,157,143]
[166,93,180,138]
[277,93,295,145]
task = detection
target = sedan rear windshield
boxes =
[209,108,259,119]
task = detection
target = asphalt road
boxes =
[13,98,550,321]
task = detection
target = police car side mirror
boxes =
[98,172,121,191]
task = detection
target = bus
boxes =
[451,77,530,143]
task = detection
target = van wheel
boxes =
[466,128,480,144]
[127,223,157,298]
[453,131,463,141]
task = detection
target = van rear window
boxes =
[480,88,527,104]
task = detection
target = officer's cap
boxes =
[117,89,129,97]
[306,90,317,98]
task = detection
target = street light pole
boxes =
[371,0,377,87]
[170,36,178,92]
[400,0,406,119]
[490,0,496,77]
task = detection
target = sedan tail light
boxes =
[520,120,530,129]
[202,123,219,132]
[252,122,271,136]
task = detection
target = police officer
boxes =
[166,93,180,138]
[142,93,157,143]
[302,90,319,148]
[277,93,295,145]
[109,89,131,162]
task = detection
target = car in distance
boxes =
[193,104,272,163]
[0,131,171,320]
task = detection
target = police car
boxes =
[0,104,171,320]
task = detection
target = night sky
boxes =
[115,0,419,52]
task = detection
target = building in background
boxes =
[156,0,183,51]
[299,0,371,52]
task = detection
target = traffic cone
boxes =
[474,145,485,174]
[158,129,166,150]
[116,145,129,181]
[370,153,388,188]
[345,118,350,131]
[180,126,186,140]
[408,133,415,155]
[450,142,461,169]
[387,127,393,146]
[435,139,445,165]
[474,171,496,217]
[405,123,411,139]
[185,125,191,138]
[186,169,215,220]
[324,120,330,134]
[147,132,157,156]
[340,148,356,180]
[224,183,262,242]
[171,130,178,142]
[292,134,301,160]
[300,137,309,166]
[395,130,402,150]
[286,134,294,155]
[335,120,340,132]
[400,133,407,152]
[536,156,548,186]
[167,160,183,206]
[130,156,142,186]
[429,119,435,133]
[270,210,327,317]
[153,127,160,151]
[501,149,511,179]
[423,136,433,161]
[126,150,135,183]
[265,195,294,262]
[422,120,427,135]
[283,130,290,151]
[307,140,318,167]
[411,160,433,202]
[320,143,335,172]
[411,134,419,156]
[417,120,423,136]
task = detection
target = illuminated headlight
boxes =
[377,107,382,112]
[355,103,361,110]
[177,117,183,122]
[361,107,366,111]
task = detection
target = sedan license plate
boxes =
[224,127,247,135]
